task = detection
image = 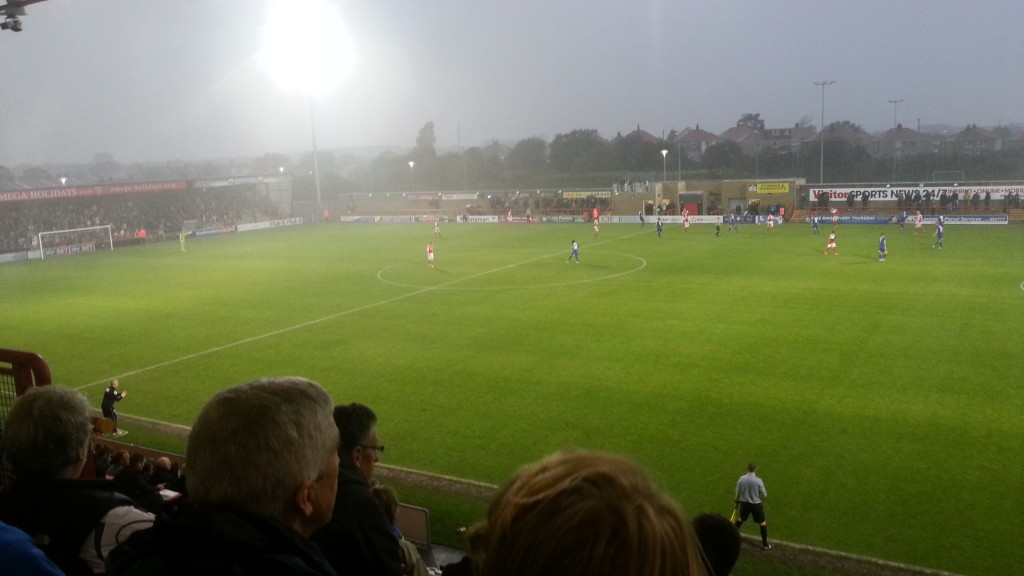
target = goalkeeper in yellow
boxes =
[179,230,187,252]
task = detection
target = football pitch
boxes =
[2,220,1022,575]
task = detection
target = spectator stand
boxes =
[0,348,51,425]
[0,348,52,489]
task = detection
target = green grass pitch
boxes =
[2,220,1022,575]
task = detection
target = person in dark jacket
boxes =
[312,403,401,576]
[0,386,154,575]
[107,377,340,576]
[100,380,127,435]
[112,453,164,514]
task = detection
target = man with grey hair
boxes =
[108,377,340,575]
[0,386,155,575]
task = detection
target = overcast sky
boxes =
[1,0,1021,166]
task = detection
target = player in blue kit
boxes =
[878,233,887,261]
[656,218,663,238]
[933,221,944,249]
[567,240,579,263]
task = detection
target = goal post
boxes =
[37,224,114,260]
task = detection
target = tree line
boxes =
[3,119,1022,202]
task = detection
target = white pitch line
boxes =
[74,231,646,392]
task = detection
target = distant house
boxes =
[807,123,873,148]
[764,124,816,154]
[675,125,721,161]
[941,125,1003,154]
[718,126,764,156]
[873,123,931,158]
[615,125,661,144]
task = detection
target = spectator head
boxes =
[2,386,93,483]
[369,483,399,526]
[746,463,757,473]
[478,450,707,576]
[128,453,147,471]
[110,450,130,467]
[92,442,111,461]
[333,403,380,481]
[154,456,172,471]
[692,513,741,576]
[186,377,339,538]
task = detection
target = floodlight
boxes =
[261,0,355,95]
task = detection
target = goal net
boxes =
[37,224,114,260]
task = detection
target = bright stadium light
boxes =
[260,0,356,96]
[260,0,356,215]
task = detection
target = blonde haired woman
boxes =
[477,450,708,576]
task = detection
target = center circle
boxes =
[377,250,646,290]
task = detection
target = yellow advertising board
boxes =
[747,183,790,194]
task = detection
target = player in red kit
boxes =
[824,231,838,256]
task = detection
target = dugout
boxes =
[655,178,803,215]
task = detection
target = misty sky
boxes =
[1,0,1021,166]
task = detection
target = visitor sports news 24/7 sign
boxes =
[808,185,1023,202]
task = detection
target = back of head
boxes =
[111,450,130,466]
[369,483,399,525]
[2,386,91,483]
[479,450,707,576]
[333,403,377,455]
[128,453,147,469]
[186,377,336,522]
[692,513,741,576]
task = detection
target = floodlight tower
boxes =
[261,0,355,216]
[889,99,904,180]
[660,149,668,182]
[814,80,836,183]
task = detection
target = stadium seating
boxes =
[0,348,51,425]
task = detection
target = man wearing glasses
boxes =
[313,403,400,576]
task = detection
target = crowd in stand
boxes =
[0,188,283,254]
[0,378,747,576]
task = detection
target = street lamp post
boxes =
[660,149,668,183]
[408,161,415,190]
[888,98,903,129]
[889,99,903,181]
[676,143,681,181]
[814,80,836,184]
